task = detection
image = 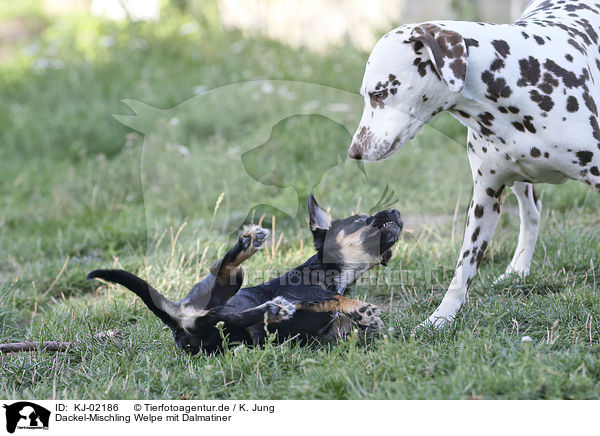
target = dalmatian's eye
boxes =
[370,91,387,100]
[369,90,388,107]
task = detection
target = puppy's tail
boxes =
[87,269,180,330]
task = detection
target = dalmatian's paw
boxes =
[350,302,384,330]
[416,314,451,330]
[415,299,463,330]
[493,269,528,285]
[267,296,296,322]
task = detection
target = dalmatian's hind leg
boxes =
[496,182,542,282]
[580,167,600,195]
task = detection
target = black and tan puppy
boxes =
[88,195,402,354]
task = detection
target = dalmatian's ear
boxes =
[406,23,468,93]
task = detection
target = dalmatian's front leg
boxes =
[466,136,541,282]
[423,174,506,328]
[496,182,542,281]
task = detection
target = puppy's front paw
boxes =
[350,302,384,330]
[267,296,296,322]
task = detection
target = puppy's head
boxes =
[349,23,468,161]
[172,316,221,355]
[88,269,223,355]
[308,194,402,278]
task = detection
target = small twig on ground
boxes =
[0,341,73,353]
[0,330,123,354]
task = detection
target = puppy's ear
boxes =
[307,194,331,231]
[308,194,331,254]
[406,23,467,92]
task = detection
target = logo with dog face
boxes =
[2,402,50,433]
[112,79,461,276]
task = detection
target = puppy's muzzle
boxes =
[373,209,403,231]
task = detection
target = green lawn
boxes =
[1,5,599,400]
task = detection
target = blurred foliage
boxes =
[0,0,45,21]
[0,4,372,162]
[449,0,480,21]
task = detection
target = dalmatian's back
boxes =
[424,2,600,184]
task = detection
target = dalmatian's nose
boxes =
[348,142,362,160]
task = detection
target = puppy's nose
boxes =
[389,209,403,228]
[348,142,362,160]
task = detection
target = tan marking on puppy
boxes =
[335,228,380,265]
[210,260,242,282]
[300,295,384,329]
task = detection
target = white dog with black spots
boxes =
[348,0,600,327]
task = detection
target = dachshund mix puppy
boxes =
[88,195,402,354]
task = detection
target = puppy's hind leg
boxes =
[211,224,270,280]
[246,324,267,345]
[301,295,384,330]
[199,225,270,308]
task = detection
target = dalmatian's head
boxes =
[349,23,468,161]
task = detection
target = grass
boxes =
[1,4,599,400]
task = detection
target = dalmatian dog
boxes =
[348,0,600,327]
